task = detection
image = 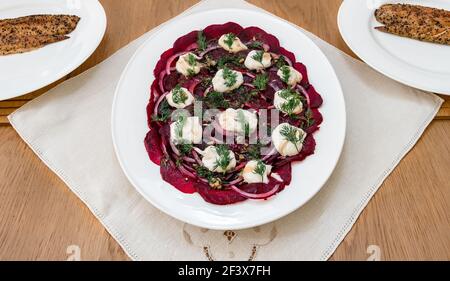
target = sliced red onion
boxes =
[191,149,203,165]
[224,177,243,187]
[282,55,293,67]
[229,184,281,200]
[243,72,256,79]
[296,84,310,107]
[182,163,196,172]
[199,44,221,58]
[263,43,270,52]
[269,81,281,92]
[188,79,201,94]
[262,147,277,161]
[243,83,255,89]
[166,51,188,75]
[182,157,197,163]
[169,141,180,156]
[178,165,196,179]
[153,91,169,117]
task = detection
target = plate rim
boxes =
[111,8,346,230]
[0,0,107,100]
[337,0,450,95]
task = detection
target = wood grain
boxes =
[0,0,449,261]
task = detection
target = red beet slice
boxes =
[203,22,244,40]
[195,182,246,205]
[144,127,163,165]
[306,85,323,109]
[173,30,198,53]
[161,163,196,194]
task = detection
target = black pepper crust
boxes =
[0,15,80,55]
[374,4,450,45]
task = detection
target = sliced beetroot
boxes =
[144,128,163,165]
[161,163,196,194]
[307,85,323,108]
[154,48,174,78]
[173,30,198,53]
[195,182,246,205]
[203,22,244,40]
[145,22,324,205]
[279,47,296,65]
[306,108,323,134]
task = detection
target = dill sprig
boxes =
[197,30,207,51]
[172,85,188,104]
[217,56,243,69]
[175,115,187,140]
[237,109,250,137]
[278,89,303,116]
[276,56,287,68]
[280,124,303,152]
[177,143,193,156]
[224,33,236,48]
[187,53,197,67]
[214,145,232,172]
[253,160,267,181]
[280,66,291,84]
[222,67,237,87]
[252,51,264,64]
[204,91,229,108]
[247,40,263,49]
[253,73,268,91]
[152,99,171,122]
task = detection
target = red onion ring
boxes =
[169,140,180,156]
[178,165,196,179]
[153,91,169,117]
[229,184,280,200]
[269,81,281,92]
[243,83,255,89]
[296,84,310,107]
[182,157,197,163]
[166,51,189,75]
[199,44,221,57]
[188,79,201,94]
[243,72,256,79]
[191,149,203,166]
[223,177,243,187]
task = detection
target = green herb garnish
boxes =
[247,40,263,49]
[177,143,193,156]
[253,160,267,181]
[278,89,303,116]
[214,144,232,172]
[204,91,229,108]
[253,73,268,91]
[152,99,171,122]
[252,51,264,64]
[276,56,287,68]
[237,109,250,137]
[224,33,236,48]
[197,30,207,51]
[247,141,262,160]
[280,124,303,152]
[172,85,188,104]
[187,53,197,67]
[303,108,315,129]
[280,66,291,84]
[217,56,243,69]
[222,66,237,87]
[196,165,213,180]
[175,115,187,140]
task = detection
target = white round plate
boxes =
[112,9,346,230]
[338,0,450,95]
[0,0,106,100]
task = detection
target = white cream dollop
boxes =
[218,108,258,135]
[242,160,272,184]
[244,50,272,70]
[166,87,195,109]
[212,68,244,93]
[271,123,307,157]
[176,52,202,77]
[273,89,303,114]
[199,146,237,173]
[218,34,248,53]
[170,116,203,144]
[277,66,303,86]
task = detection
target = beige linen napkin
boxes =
[9,0,443,260]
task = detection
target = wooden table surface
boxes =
[0,0,449,261]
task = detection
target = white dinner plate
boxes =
[338,0,450,95]
[0,0,106,100]
[112,9,346,230]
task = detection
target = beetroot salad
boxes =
[145,22,323,205]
